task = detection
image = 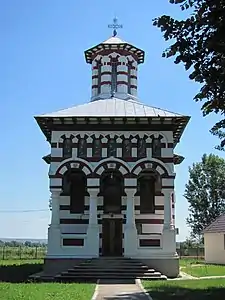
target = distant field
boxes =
[0,246,47,260]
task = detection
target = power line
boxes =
[0,209,49,213]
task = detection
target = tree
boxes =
[184,153,225,238]
[153,0,225,150]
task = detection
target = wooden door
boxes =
[102,219,123,256]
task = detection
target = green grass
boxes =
[143,278,225,300]
[182,264,225,277]
[0,283,95,300]
[0,259,44,266]
[0,259,44,283]
[180,258,225,277]
[179,258,204,267]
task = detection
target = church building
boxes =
[35,19,190,278]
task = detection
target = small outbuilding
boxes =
[203,214,225,264]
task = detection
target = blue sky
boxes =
[0,0,223,241]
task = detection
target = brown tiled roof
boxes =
[203,214,225,233]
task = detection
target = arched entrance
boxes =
[100,169,124,256]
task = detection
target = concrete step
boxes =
[66,268,155,273]
[54,258,168,282]
[70,265,150,270]
[59,271,163,277]
[80,262,145,267]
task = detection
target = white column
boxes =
[163,189,174,230]
[88,188,98,226]
[86,188,99,257]
[125,188,136,227]
[50,190,61,226]
[162,189,177,255]
[47,190,61,257]
[124,188,138,257]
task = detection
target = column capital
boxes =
[50,190,61,197]
[88,188,99,198]
[125,188,136,197]
[162,188,174,196]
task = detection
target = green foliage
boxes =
[153,0,225,149]
[0,246,46,260]
[184,153,225,237]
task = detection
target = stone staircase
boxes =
[55,257,167,282]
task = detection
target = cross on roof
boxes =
[108,17,123,37]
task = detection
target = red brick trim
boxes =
[101,81,111,85]
[162,186,174,189]
[139,239,160,247]
[91,49,139,62]
[101,71,112,76]
[117,71,128,76]
[60,219,89,224]
[135,205,164,211]
[135,219,164,225]
[117,81,128,85]
[63,239,84,246]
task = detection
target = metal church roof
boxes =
[84,36,145,64]
[39,98,184,118]
[203,214,225,233]
[102,36,126,44]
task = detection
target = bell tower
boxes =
[84,18,145,102]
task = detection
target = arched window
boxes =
[137,138,146,158]
[137,170,161,214]
[78,138,87,158]
[100,170,124,213]
[62,169,87,213]
[97,60,102,94]
[62,172,71,196]
[70,170,87,213]
[152,137,161,157]
[93,138,101,157]
[63,138,72,158]
[122,138,132,158]
[108,138,117,157]
[127,61,132,94]
[111,59,117,93]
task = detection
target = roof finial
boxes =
[108,17,123,37]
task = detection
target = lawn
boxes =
[0,259,43,283]
[180,258,225,277]
[0,283,95,300]
[0,259,96,299]
[143,278,225,300]
[0,259,44,266]
[179,258,204,267]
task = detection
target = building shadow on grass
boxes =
[103,291,150,299]
[0,263,43,283]
[144,285,225,300]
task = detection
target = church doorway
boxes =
[102,218,123,256]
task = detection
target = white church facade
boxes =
[35,25,190,278]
